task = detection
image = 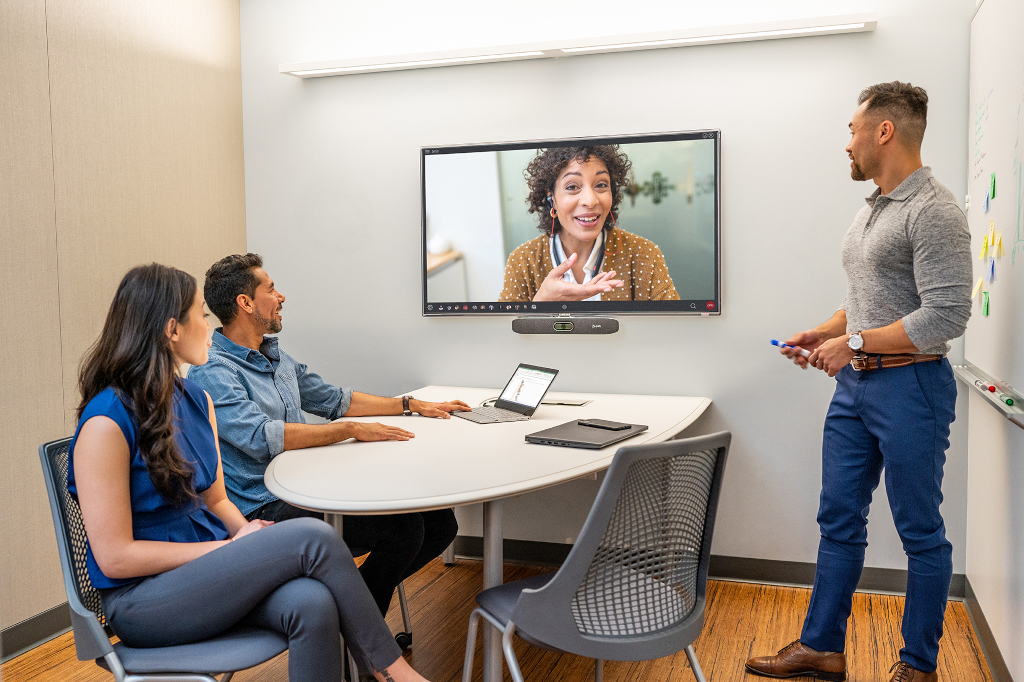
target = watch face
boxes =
[849,334,863,350]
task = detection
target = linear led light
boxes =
[559,23,867,53]
[291,51,546,76]
[280,13,877,79]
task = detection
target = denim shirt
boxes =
[187,330,353,515]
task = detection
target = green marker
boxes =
[998,393,1014,406]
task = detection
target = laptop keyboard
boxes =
[458,405,529,422]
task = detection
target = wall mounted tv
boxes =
[421,130,720,316]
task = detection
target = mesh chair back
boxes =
[571,449,716,636]
[511,431,730,662]
[41,439,106,622]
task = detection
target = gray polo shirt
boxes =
[841,166,972,355]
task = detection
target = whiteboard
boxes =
[965,0,1024,394]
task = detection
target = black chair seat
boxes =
[475,573,554,625]
[475,573,557,650]
[96,626,288,675]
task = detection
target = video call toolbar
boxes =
[426,301,717,313]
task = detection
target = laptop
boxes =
[453,364,559,424]
[525,419,649,449]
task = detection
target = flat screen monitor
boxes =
[421,130,720,316]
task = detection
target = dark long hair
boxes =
[77,263,199,507]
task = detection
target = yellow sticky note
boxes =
[971,276,984,299]
[979,233,989,259]
[996,230,1004,257]
[989,220,996,246]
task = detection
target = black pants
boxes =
[248,499,458,616]
[101,518,400,680]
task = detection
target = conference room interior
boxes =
[2,1,1021,681]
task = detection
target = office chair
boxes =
[39,438,288,682]
[462,431,731,682]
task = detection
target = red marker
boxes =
[974,380,996,392]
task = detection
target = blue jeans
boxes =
[800,360,956,672]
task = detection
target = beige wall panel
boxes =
[0,0,72,627]
[45,0,247,431]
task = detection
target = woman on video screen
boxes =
[498,145,679,302]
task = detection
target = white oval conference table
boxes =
[265,385,711,682]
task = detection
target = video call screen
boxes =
[421,131,720,316]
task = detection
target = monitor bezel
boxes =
[421,129,721,317]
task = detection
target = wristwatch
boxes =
[847,331,864,352]
[402,396,413,416]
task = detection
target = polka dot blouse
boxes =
[499,228,680,302]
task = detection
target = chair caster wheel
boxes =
[395,632,412,650]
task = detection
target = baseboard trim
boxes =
[452,536,966,598]
[0,602,71,662]
[963,577,1012,682]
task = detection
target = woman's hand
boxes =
[232,519,273,541]
[411,399,472,418]
[532,253,624,302]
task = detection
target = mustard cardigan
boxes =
[498,228,680,302]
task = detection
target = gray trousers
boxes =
[101,518,401,680]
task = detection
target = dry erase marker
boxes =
[771,339,811,358]
[974,379,996,392]
[998,393,1014,406]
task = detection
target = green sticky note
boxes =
[990,172,996,198]
[982,290,990,316]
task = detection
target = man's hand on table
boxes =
[410,399,472,418]
[350,422,415,442]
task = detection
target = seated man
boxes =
[188,253,468,622]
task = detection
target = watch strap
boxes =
[402,395,412,416]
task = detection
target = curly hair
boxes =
[524,145,632,235]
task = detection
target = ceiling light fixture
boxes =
[280,13,876,79]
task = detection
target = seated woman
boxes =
[69,263,429,682]
[498,145,680,302]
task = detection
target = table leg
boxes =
[482,499,504,682]
[328,513,344,535]
[327,514,353,682]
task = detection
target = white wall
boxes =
[239,0,975,572]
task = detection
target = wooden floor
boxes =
[2,559,993,682]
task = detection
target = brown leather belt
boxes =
[851,353,944,371]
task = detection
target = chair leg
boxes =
[395,582,413,650]
[220,673,234,682]
[685,644,707,682]
[442,540,456,565]
[594,659,603,682]
[502,621,525,682]
[462,608,483,682]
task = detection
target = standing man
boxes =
[745,82,972,681]
[188,253,470,622]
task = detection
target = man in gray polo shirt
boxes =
[745,83,972,682]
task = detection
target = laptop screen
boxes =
[498,365,558,409]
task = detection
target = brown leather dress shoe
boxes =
[745,640,847,681]
[889,661,938,682]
